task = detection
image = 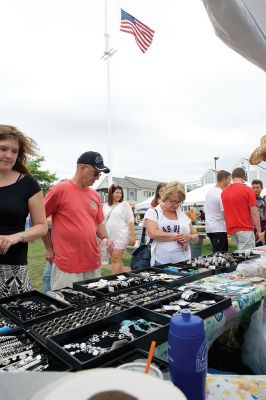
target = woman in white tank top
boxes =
[144,181,198,266]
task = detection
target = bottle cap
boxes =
[181,309,191,322]
[169,309,204,338]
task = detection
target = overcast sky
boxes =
[1,0,266,187]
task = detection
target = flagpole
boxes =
[101,0,116,190]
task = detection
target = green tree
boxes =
[28,156,58,195]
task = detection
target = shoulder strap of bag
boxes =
[140,226,147,245]
[140,208,159,245]
[105,203,118,223]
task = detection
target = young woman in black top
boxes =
[0,125,47,297]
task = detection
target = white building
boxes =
[96,176,164,207]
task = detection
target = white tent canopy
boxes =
[135,196,154,211]
[135,184,214,210]
[183,184,214,206]
[135,182,265,210]
[203,0,266,72]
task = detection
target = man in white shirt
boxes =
[205,170,231,252]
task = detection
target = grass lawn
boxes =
[28,237,236,291]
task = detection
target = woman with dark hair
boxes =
[151,183,166,208]
[0,125,47,297]
[103,184,136,274]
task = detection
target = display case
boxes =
[0,329,73,372]
[106,283,178,308]
[73,272,150,296]
[144,289,232,319]
[44,286,104,308]
[180,253,239,274]
[0,290,73,327]
[133,266,212,287]
[47,306,170,370]
[30,300,126,345]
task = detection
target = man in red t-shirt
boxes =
[42,151,111,290]
[221,167,261,250]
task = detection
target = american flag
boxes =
[120,9,155,53]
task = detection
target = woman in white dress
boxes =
[144,181,198,266]
[103,184,136,274]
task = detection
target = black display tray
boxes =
[101,348,169,373]
[45,286,104,308]
[144,289,232,319]
[179,253,240,275]
[0,290,73,327]
[47,306,170,370]
[30,300,126,345]
[232,251,261,262]
[0,328,73,371]
[106,283,179,308]
[73,272,148,295]
[133,266,212,287]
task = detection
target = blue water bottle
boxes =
[168,309,207,400]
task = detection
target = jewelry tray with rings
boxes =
[131,266,212,287]
[73,272,152,295]
[30,300,127,345]
[143,288,232,319]
[0,290,74,327]
[0,328,73,372]
[176,252,243,274]
[106,283,182,308]
[46,306,170,370]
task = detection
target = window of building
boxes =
[127,189,137,201]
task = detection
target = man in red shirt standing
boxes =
[221,167,261,250]
[43,151,111,290]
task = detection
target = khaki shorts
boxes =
[51,264,101,290]
[230,231,255,251]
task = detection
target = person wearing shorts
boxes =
[103,184,136,274]
[43,151,111,290]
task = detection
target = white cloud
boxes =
[0,0,266,185]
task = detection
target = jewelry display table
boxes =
[155,273,266,360]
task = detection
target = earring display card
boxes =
[144,289,231,319]
[0,329,72,372]
[0,311,18,333]
[30,300,126,345]
[0,290,72,327]
[73,272,150,295]
[47,306,170,370]
[101,348,169,373]
[133,267,212,287]
[181,275,260,298]
[45,287,104,308]
[107,283,179,308]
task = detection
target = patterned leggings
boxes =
[0,265,32,298]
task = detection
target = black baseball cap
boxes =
[77,151,110,173]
